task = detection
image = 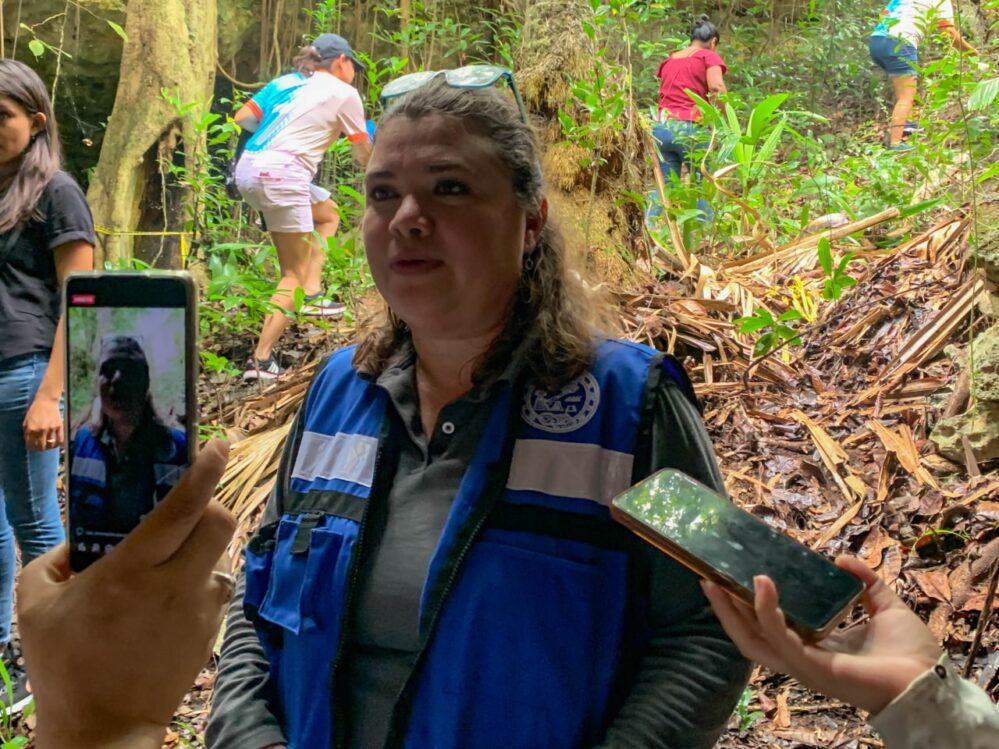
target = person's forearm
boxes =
[36,317,66,402]
[596,574,750,749]
[957,37,978,54]
[205,574,287,749]
[352,140,373,166]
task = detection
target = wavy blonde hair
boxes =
[353,78,611,391]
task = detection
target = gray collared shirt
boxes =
[344,342,523,749]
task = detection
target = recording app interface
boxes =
[66,295,189,557]
[615,470,863,630]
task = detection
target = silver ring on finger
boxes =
[211,569,237,599]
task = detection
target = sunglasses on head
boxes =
[379,64,527,123]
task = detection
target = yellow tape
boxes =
[94,225,191,266]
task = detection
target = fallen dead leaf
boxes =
[859,526,894,569]
[776,688,791,729]
[908,567,953,604]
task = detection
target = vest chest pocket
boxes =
[240,511,360,749]
[253,514,347,635]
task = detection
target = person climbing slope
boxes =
[869,0,979,149]
[233,33,372,381]
[653,15,727,184]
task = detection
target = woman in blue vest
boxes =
[208,75,750,749]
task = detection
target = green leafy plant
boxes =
[734,687,765,736]
[170,720,207,749]
[735,307,805,358]
[200,350,240,378]
[0,656,30,747]
[817,238,858,301]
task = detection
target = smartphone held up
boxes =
[64,272,197,571]
[611,469,864,640]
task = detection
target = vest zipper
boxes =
[328,426,391,749]
[383,381,525,749]
[383,497,493,749]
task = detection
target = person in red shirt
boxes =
[652,16,727,183]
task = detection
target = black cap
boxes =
[313,33,366,72]
[99,335,148,365]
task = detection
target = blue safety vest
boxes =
[243,338,695,749]
[69,424,188,525]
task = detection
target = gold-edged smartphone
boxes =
[611,469,864,640]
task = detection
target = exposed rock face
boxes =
[970,202,999,286]
[2,0,127,187]
[971,325,999,403]
[931,400,999,465]
[931,200,999,466]
[931,322,999,465]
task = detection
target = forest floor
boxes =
[141,192,999,748]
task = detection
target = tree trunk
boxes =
[86,0,217,266]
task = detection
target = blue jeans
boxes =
[0,354,64,643]
[648,120,713,224]
[652,120,709,182]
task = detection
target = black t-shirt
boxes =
[0,172,94,363]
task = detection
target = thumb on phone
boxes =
[112,440,230,570]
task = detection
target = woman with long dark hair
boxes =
[0,59,94,710]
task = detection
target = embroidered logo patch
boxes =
[522,373,600,433]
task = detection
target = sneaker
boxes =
[887,142,913,152]
[0,643,32,716]
[243,355,285,381]
[301,293,346,319]
[902,120,923,135]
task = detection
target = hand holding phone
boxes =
[65,272,198,571]
[19,441,233,749]
[611,469,864,639]
[702,557,942,714]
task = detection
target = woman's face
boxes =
[363,114,546,340]
[0,96,43,169]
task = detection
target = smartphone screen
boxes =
[612,469,864,636]
[65,273,197,570]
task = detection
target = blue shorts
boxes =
[869,35,918,77]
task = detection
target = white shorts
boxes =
[235,151,331,233]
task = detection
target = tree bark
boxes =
[86,0,217,266]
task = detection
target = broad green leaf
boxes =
[757,118,785,164]
[747,93,789,142]
[107,20,128,42]
[969,77,999,112]
[28,39,44,58]
[724,103,741,137]
[293,286,305,312]
[736,316,772,334]
[754,332,776,357]
[817,238,833,276]
[774,324,799,341]
[898,197,942,219]
[976,162,999,184]
[836,251,856,274]
[778,309,805,322]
